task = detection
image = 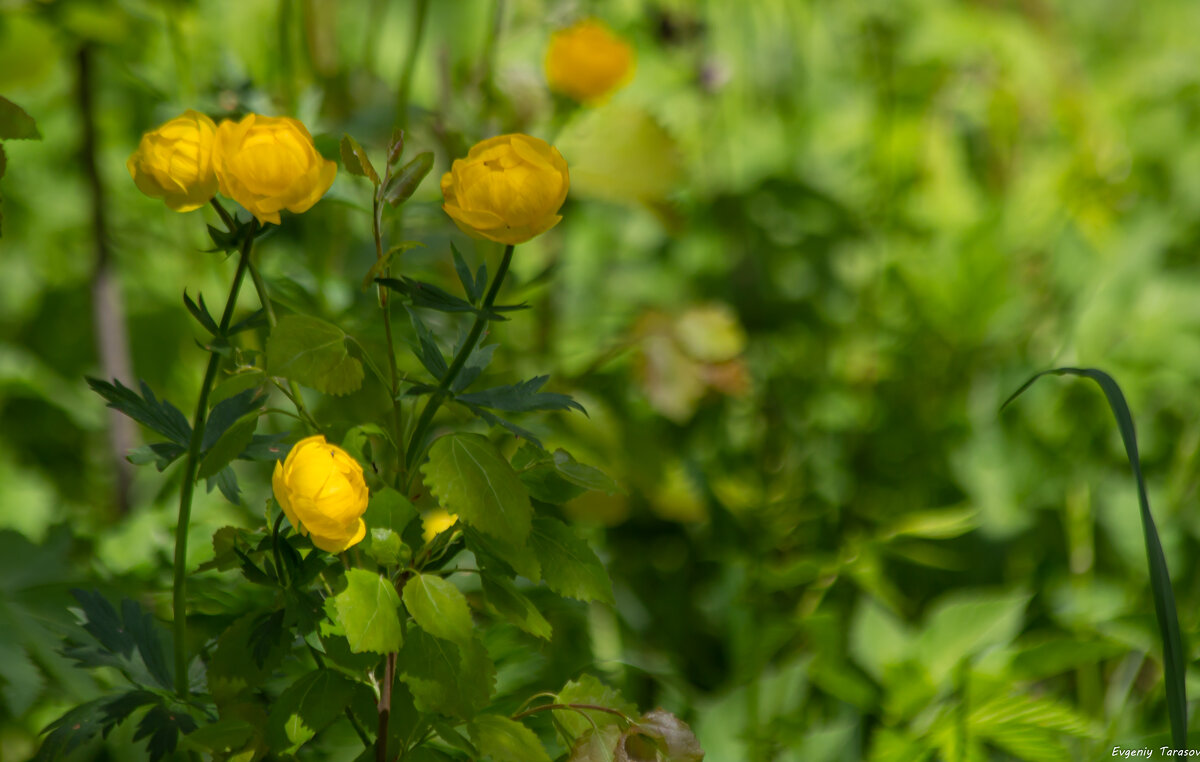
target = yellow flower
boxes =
[212,114,337,225]
[126,110,219,212]
[421,509,459,544]
[545,19,635,104]
[441,134,569,245]
[272,435,369,553]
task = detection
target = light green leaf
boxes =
[197,412,257,480]
[363,488,417,566]
[481,574,551,640]
[567,725,622,762]
[266,314,364,396]
[267,669,366,752]
[332,568,404,654]
[555,674,637,739]
[422,433,532,546]
[465,526,541,583]
[531,518,614,604]
[340,134,379,185]
[398,628,494,719]
[468,714,552,762]
[403,573,474,646]
[914,590,1029,684]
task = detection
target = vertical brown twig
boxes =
[78,43,136,513]
[377,651,396,762]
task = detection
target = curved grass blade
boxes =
[1003,367,1186,750]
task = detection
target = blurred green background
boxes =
[4,0,1200,759]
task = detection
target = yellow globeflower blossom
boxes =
[212,114,336,225]
[441,133,569,245]
[545,19,635,104]
[272,435,369,553]
[126,110,219,211]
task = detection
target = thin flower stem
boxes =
[172,225,255,696]
[373,189,407,487]
[404,244,515,480]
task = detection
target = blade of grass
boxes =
[1003,367,1187,750]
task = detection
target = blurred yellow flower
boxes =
[126,110,219,212]
[272,435,368,553]
[421,509,459,543]
[441,133,569,245]
[212,114,336,225]
[545,19,635,104]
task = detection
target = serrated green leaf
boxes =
[202,388,263,451]
[452,342,496,393]
[340,134,380,184]
[0,96,40,140]
[33,697,108,762]
[127,442,185,472]
[422,433,532,546]
[381,276,480,314]
[468,714,552,762]
[197,412,257,479]
[183,290,219,336]
[176,717,256,753]
[397,628,494,720]
[567,725,623,762]
[451,243,478,304]
[481,574,551,640]
[267,669,367,752]
[133,702,196,761]
[515,446,620,504]
[914,590,1029,684]
[530,518,613,604]
[556,675,637,739]
[403,573,475,646]
[332,569,404,654]
[407,306,447,379]
[266,314,364,396]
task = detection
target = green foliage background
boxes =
[3,0,1200,759]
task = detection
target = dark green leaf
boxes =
[468,715,552,762]
[465,526,541,582]
[453,342,497,393]
[100,690,158,727]
[183,290,219,336]
[206,465,242,505]
[407,306,448,379]
[403,574,475,646]
[86,377,191,446]
[384,151,434,206]
[340,134,380,185]
[266,314,364,396]
[397,628,494,720]
[364,488,418,565]
[456,376,585,415]
[332,568,404,654]
[481,574,551,640]
[267,669,368,752]
[451,243,478,304]
[240,432,290,461]
[197,412,258,480]
[133,702,196,761]
[33,697,109,762]
[209,369,266,407]
[127,442,185,472]
[462,403,543,447]
[381,276,480,314]
[227,308,269,336]
[530,518,614,604]
[0,96,40,140]
[1004,367,1187,750]
[422,433,533,546]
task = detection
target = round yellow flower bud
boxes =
[212,114,337,225]
[126,110,219,212]
[545,19,635,104]
[441,134,570,245]
[272,435,368,553]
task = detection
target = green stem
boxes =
[172,227,255,696]
[396,0,431,129]
[373,192,407,486]
[404,244,514,477]
[271,510,289,588]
